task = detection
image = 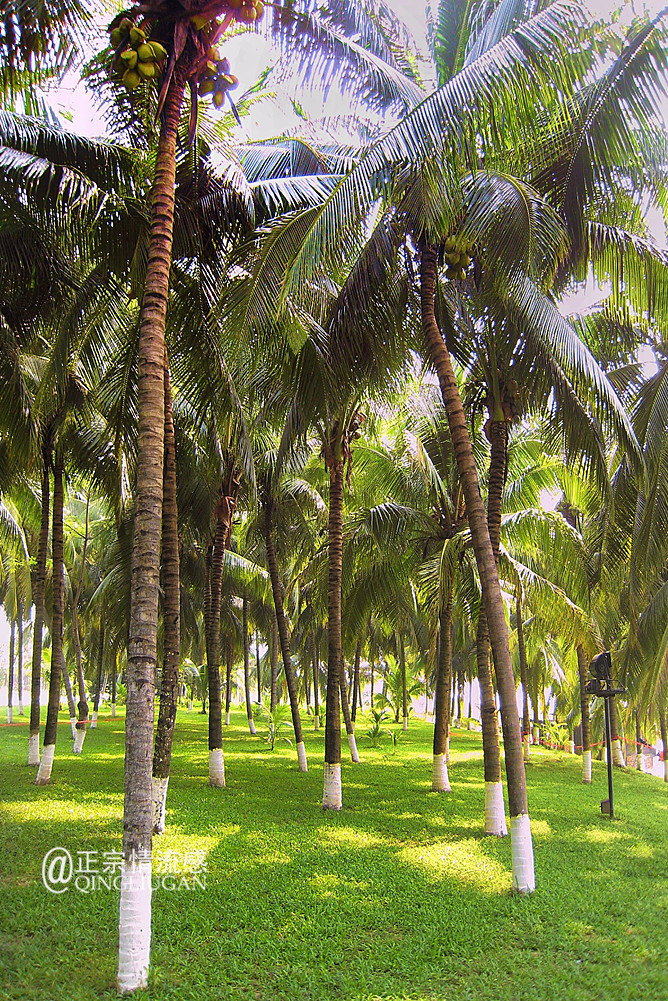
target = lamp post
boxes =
[585,651,625,818]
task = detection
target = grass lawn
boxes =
[0,708,666,1001]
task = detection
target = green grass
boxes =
[0,708,666,1001]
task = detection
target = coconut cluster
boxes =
[198,49,238,107]
[443,235,474,282]
[109,19,167,91]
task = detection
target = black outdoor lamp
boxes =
[585,651,625,817]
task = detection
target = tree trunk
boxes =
[577,645,592,782]
[72,494,90,754]
[420,246,532,891]
[224,641,232,725]
[659,700,667,783]
[92,621,105,728]
[370,659,374,712]
[270,614,278,713]
[432,592,453,792]
[399,633,408,730]
[339,656,359,763]
[17,601,23,715]
[7,618,14,724]
[254,629,261,703]
[351,641,361,723]
[516,594,530,764]
[241,595,255,735]
[634,711,643,772]
[152,358,181,832]
[477,615,506,834]
[312,634,320,730]
[323,450,343,808]
[205,474,238,781]
[28,455,50,766]
[62,660,77,737]
[36,452,64,785]
[118,70,185,994]
[264,514,306,769]
[111,654,117,717]
[608,697,625,767]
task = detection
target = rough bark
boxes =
[28,454,50,763]
[432,593,453,791]
[36,452,64,784]
[351,640,361,723]
[264,514,305,766]
[323,447,344,807]
[152,358,181,813]
[118,71,186,994]
[420,247,530,871]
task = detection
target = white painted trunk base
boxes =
[484,781,508,836]
[322,762,342,810]
[664,758,668,783]
[314,715,320,731]
[511,813,535,894]
[7,707,12,724]
[296,740,308,772]
[347,732,360,763]
[248,718,256,735]
[28,733,40,766]
[582,749,592,784]
[19,700,23,715]
[612,739,625,767]
[533,726,540,744]
[569,740,575,754]
[402,716,408,731]
[111,703,116,718]
[73,728,86,754]
[90,712,98,729]
[69,717,77,739]
[188,700,193,711]
[208,748,225,787]
[117,859,152,993]
[224,711,230,726]
[431,752,451,792]
[35,743,55,784]
[152,776,169,834]
[523,735,530,762]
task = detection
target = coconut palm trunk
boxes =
[72,495,90,754]
[152,358,181,830]
[312,634,320,729]
[263,514,307,770]
[28,455,50,766]
[339,656,359,763]
[7,619,14,724]
[224,640,232,725]
[111,655,117,717]
[17,602,23,715]
[255,629,261,703]
[61,660,77,738]
[577,645,592,782]
[351,641,361,723]
[432,592,454,792]
[608,696,625,767]
[241,596,255,735]
[118,70,186,994]
[399,633,408,730]
[36,452,64,785]
[91,620,105,728]
[323,445,344,809]
[516,594,530,763]
[204,477,237,783]
[270,614,278,714]
[420,246,533,891]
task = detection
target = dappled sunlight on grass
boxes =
[400,839,512,893]
[319,826,386,850]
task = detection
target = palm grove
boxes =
[1,0,667,993]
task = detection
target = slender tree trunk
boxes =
[61,660,76,738]
[270,614,278,714]
[255,629,261,704]
[399,633,408,730]
[420,246,532,891]
[516,594,530,764]
[7,618,14,724]
[351,641,361,723]
[634,711,643,772]
[91,621,105,728]
[312,634,320,730]
[577,645,592,782]
[264,515,306,769]
[205,475,238,781]
[370,659,374,711]
[17,601,23,715]
[36,452,64,785]
[72,494,90,753]
[111,655,117,717]
[28,455,50,765]
[242,596,255,735]
[608,697,625,767]
[432,592,453,791]
[152,358,181,832]
[450,670,456,721]
[323,449,344,808]
[224,641,232,725]
[339,656,359,763]
[118,71,186,994]
[477,616,506,834]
